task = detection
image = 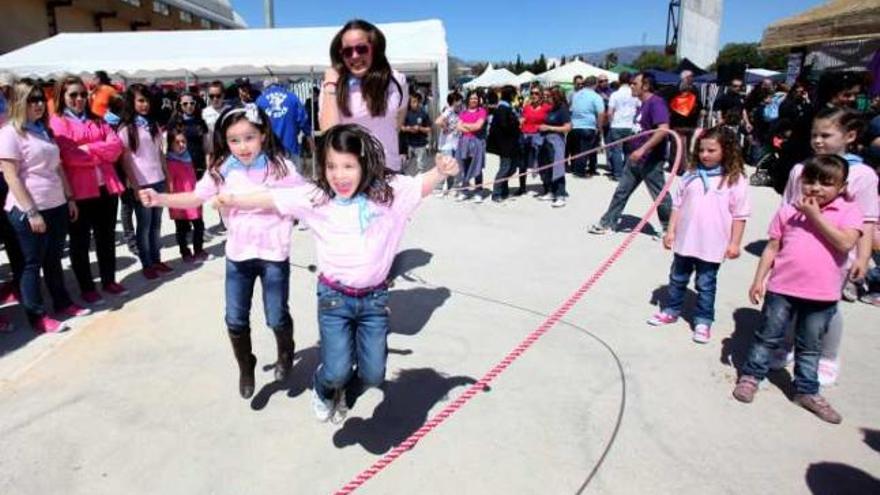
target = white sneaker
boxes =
[692,324,711,344]
[551,197,566,208]
[537,193,553,201]
[472,195,484,204]
[331,390,349,424]
[312,389,335,422]
[526,190,538,197]
[768,348,794,370]
[818,358,839,386]
[454,193,466,202]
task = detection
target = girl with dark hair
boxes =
[168,91,211,179]
[454,90,488,202]
[319,19,408,172]
[215,123,460,423]
[119,83,169,279]
[50,75,128,305]
[139,103,302,400]
[537,86,572,207]
[0,79,90,333]
[164,126,207,263]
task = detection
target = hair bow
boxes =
[243,103,262,125]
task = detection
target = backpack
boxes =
[763,93,786,122]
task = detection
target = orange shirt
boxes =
[90,84,118,118]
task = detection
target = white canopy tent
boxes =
[0,19,449,104]
[512,71,536,86]
[537,60,618,84]
[463,66,518,89]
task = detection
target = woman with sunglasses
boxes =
[49,75,128,306]
[168,92,211,179]
[0,79,91,333]
[519,85,552,196]
[319,19,408,172]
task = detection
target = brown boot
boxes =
[228,330,257,399]
[272,323,295,382]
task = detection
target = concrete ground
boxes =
[1,155,878,495]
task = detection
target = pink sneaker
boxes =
[102,282,129,296]
[692,324,711,344]
[0,281,18,305]
[647,311,678,326]
[81,290,104,305]
[153,262,174,273]
[59,304,91,318]
[33,315,69,333]
[817,358,839,386]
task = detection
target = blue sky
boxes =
[230,0,825,61]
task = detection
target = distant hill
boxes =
[575,45,665,66]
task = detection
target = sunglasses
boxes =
[208,93,223,99]
[67,91,88,99]
[181,101,196,107]
[26,95,45,104]
[530,92,540,96]
[340,43,370,59]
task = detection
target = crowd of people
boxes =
[0,18,879,427]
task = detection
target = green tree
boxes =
[604,52,618,69]
[529,54,548,74]
[632,50,676,71]
[514,54,524,74]
[713,42,789,71]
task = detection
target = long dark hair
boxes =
[208,104,288,184]
[119,83,159,153]
[53,75,96,121]
[329,19,403,118]
[168,91,208,136]
[314,124,393,206]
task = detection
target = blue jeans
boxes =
[663,254,720,326]
[598,155,671,230]
[9,204,72,318]
[225,258,292,332]
[491,156,516,199]
[313,281,389,401]
[607,128,633,179]
[741,292,837,395]
[133,181,164,268]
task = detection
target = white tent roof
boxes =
[746,68,782,78]
[512,71,536,86]
[0,19,447,82]
[463,67,518,89]
[537,60,618,84]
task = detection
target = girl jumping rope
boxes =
[165,126,209,263]
[648,127,751,343]
[215,123,459,423]
[140,104,303,399]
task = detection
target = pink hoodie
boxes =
[49,114,124,200]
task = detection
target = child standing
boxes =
[433,91,463,195]
[648,127,750,343]
[776,108,879,385]
[734,155,863,424]
[165,127,208,263]
[140,104,302,399]
[216,124,459,423]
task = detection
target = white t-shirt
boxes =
[608,86,640,130]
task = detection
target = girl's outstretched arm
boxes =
[140,189,204,209]
[420,154,460,197]
[213,191,277,211]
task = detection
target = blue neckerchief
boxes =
[333,192,373,234]
[63,108,87,122]
[103,111,120,127]
[134,115,150,128]
[23,121,51,141]
[347,76,361,89]
[842,153,865,166]
[167,150,192,163]
[684,163,724,192]
[220,152,268,178]
[498,100,511,108]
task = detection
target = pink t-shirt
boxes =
[194,157,304,262]
[672,173,751,263]
[459,107,488,138]
[326,70,408,172]
[766,198,863,302]
[0,124,67,212]
[118,125,165,186]
[272,175,423,288]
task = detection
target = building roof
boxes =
[761,0,880,50]
[166,0,248,28]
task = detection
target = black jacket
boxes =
[486,103,521,158]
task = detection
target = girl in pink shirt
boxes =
[216,124,459,423]
[164,127,207,263]
[140,104,303,400]
[648,127,750,343]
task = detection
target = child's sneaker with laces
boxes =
[733,375,759,403]
[692,323,711,344]
[81,290,104,305]
[647,311,678,326]
[794,393,842,424]
[59,304,91,318]
[32,315,69,334]
[102,282,129,296]
[817,358,839,386]
[312,389,335,423]
[331,391,349,425]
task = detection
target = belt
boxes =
[318,273,388,298]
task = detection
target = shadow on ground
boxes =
[332,367,478,454]
[250,345,321,411]
[744,239,767,258]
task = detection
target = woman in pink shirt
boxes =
[140,104,302,400]
[454,91,488,202]
[50,75,127,305]
[319,19,408,172]
[0,79,91,333]
[648,127,750,343]
[216,124,459,423]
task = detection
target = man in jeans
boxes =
[589,72,671,235]
[606,71,639,180]
[401,93,432,176]
[569,76,605,177]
